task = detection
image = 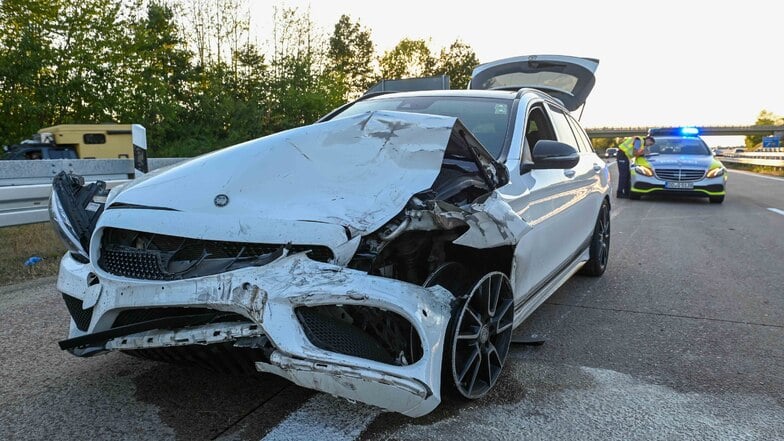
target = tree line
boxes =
[0,0,479,157]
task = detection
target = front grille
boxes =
[654,168,706,182]
[98,228,333,280]
[112,307,249,328]
[62,294,94,331]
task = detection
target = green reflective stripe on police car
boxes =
[631,187,726,196]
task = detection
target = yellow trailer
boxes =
[37,124,137,159]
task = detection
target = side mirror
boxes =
[523,140,579,172]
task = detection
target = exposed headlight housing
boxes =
[634,165,654,177]
[706,167,725,178]
[49,190,89,262]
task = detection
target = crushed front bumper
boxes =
[56,252,455,417]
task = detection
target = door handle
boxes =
[564,169,576,178]
[593,163,602,172]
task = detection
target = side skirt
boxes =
[512,243,590,329]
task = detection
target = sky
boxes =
[251,1,781,146]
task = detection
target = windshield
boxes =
[328,96,514,158]
[647,137,711,156]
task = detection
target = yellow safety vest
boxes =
[618,137,643,159]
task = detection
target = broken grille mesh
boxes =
[100,247,169,280]
[98,228,333,280]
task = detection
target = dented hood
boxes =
[108,111,507,237]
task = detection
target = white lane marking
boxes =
[768,208,784,217]
[728,169,784,182]
[261,394,380,441]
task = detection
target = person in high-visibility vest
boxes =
[616,135,654,198]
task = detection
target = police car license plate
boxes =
[665,181,693,189]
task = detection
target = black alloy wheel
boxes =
[581,199,611,276]
[447,271,514,399]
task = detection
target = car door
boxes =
[545,103,600,250]
[566,111,609,231]
[497,101,581,305]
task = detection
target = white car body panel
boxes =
[52,63,611,417]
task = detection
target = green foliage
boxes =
[328,15,376,98]
[590,137,621,150]
[745,110,783,149]
[0,1,484,157]
[433,39,479,89]
[379,38,435,79]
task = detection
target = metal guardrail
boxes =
[718,151,784,167]
[0,158,187,228]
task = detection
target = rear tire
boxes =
[580,199,610,277]
[709,195,724,204]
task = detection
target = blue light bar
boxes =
[680,127,699,135]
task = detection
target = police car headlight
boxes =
[634,165,654,177]
[706,167,725,178]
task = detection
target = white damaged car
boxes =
[51,55,610,417]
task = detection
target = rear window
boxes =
[477,71,578,93]
[648,137,711,156]
[329,96,514,158]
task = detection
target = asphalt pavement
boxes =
[1,167,783,440]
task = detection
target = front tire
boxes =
[629,192,641,200]
[444,272,514,400]
[580,199,610,277]
[709,195,724,204]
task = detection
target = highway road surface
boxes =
[2,167,783,440]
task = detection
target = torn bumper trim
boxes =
[104,322,265,351]
[58,312,237,351]
[256,351,436,417]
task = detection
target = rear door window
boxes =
[566,114,594,153]
[546,104,578,149]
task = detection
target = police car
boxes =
[630,127,727,203]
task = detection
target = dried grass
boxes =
[0,223,65,286]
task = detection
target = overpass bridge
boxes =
[585,125,784,138]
